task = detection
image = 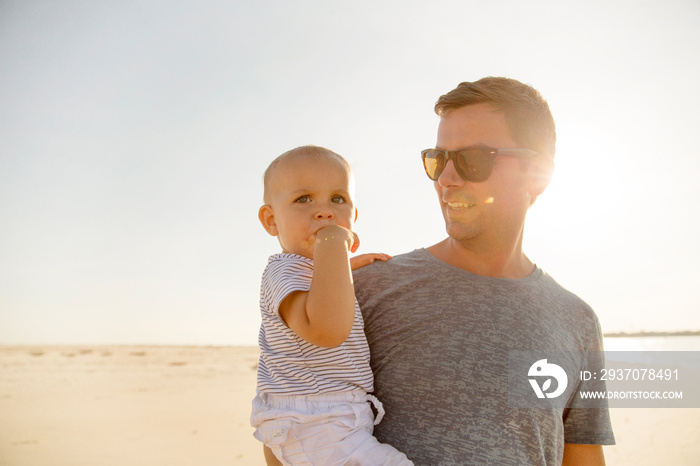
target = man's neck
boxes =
[427,237,535,279]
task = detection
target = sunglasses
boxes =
[421,147,540,182]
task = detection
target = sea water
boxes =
[603,335,700,352]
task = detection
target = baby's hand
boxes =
[314,225,359,253]
[350,253,392,271]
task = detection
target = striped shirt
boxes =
[256,253,374,395]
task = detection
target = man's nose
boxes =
[437,159,465,187]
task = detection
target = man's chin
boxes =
[444,223,480,243]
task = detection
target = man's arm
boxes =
[562,444,606,465]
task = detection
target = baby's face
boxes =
[261,155,356,259]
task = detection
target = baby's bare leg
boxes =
[263,445,283,465]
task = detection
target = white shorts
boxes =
[251,390,412,465]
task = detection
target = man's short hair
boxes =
[435,77,556,157]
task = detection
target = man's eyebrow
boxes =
[435,144,492,150]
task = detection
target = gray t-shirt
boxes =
[353,248,615,465]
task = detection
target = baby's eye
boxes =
[331,195,346,204]
[295,195,311,203]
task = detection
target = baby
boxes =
[250,145,412,465]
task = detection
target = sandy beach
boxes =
[1,345,698,465]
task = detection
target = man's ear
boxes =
[258,205,279,236]
[528,155,555,205]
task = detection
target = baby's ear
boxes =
[354,207,358,222]
[258,205,279,236]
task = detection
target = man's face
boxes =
[433,103,535,244]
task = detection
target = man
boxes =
[352,77,614,464]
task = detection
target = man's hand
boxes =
[350,253,392,270]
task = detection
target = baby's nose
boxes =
[315,210,334,219]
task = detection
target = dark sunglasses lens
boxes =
[454,148,492,182]
[422,150,445,180]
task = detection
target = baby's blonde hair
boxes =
[262,145,352,203]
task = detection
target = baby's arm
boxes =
[278,225,358,348]
[350,253,392,271]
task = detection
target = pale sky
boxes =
[1,0,699,346]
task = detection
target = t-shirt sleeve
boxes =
[562,315,616,445]
[262,257,313,320]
